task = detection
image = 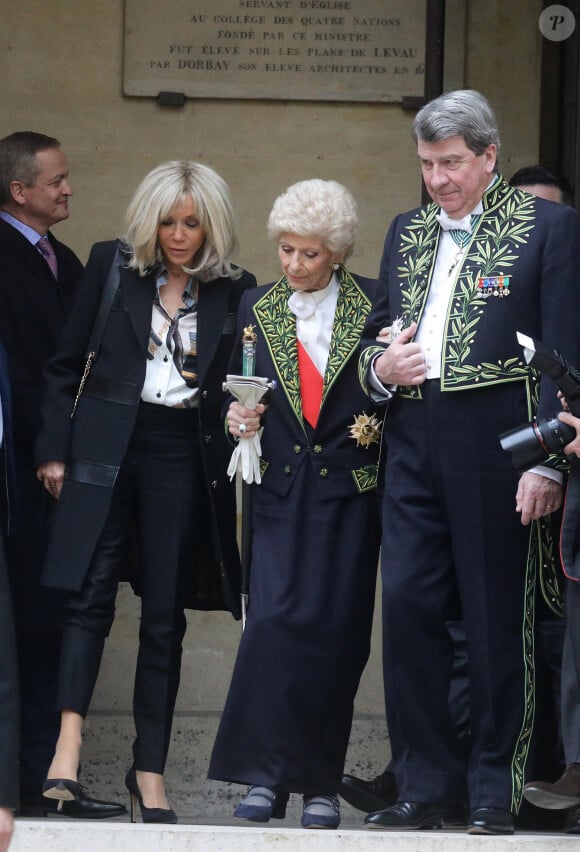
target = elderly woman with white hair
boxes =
[208,179,382,830]
[36,161,256,822]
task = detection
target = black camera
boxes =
[499,332,580,471]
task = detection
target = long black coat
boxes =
[35,240,256,617]
[0,217,82,629]
[0,219,82,453]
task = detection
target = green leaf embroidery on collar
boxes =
[324,267,372,403]
[253,268,372,426]
[444,185,535,386]
[398,205,440,327]
[253,276,303,423]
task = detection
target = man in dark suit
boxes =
[0,337,18,851]
[0,132,118,817]
[358,90,580,835]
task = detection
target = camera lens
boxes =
[500,415,577,472]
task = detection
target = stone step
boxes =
[10,820,580,852]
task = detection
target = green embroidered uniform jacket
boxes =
[230,267,382,499]
[360,179,580,420]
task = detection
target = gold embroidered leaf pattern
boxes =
[443,274,486,377]
[359,345,385,393]
[255,268,372,425]
[443,185,536,386]
[510,536,536,812]
[523,373,564,613]
[469,193,535,275]
[538,515,564,617]
[351,463,378,493]
[449,357,529,383]
[398,210,439,323]
[253,277,303,422]
[324,268,372,401]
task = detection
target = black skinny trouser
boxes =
[57,402,203,773]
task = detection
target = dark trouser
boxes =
[530,612,565,776]
[386,618,471,776]
[386,618,563,783]
[381,381,535,813]
[5,449,65,796]
[57,403,203,774]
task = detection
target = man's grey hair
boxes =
[0,131,61,206]
[412,89,501,163]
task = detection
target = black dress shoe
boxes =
[340,770,398,812]
[58,790,127,819]
[18,792,126,819]
[41,779,127,820]
[364,801,466,830]
[468,806,515,835]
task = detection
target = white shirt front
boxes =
[414,201,484,379]
[141,272,199,408]
[287,273,340,376]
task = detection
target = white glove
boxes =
[227,431,263,484]
[224,374,272,485]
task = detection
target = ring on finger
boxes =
[239,423,247,434]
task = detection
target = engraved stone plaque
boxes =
[124,0,426,102]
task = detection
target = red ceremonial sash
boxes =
[297,339,323,428]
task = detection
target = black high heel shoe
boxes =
[125,766,178,824]
[41,778,127,819]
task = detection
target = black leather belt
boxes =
[84,374,141,406]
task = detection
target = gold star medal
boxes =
[349,412,382,448]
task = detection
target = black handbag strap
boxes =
[71,246,124,418]
[85,245,123,359]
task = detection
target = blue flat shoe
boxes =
[302,793,341,829]
[234,786,288,822]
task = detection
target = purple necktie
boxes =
[38,235,58,278]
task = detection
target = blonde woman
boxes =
[37,161,255,822]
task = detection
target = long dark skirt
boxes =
[209,464,380,793]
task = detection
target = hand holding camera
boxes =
[557,410,580,458]
[500,333,580,471]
